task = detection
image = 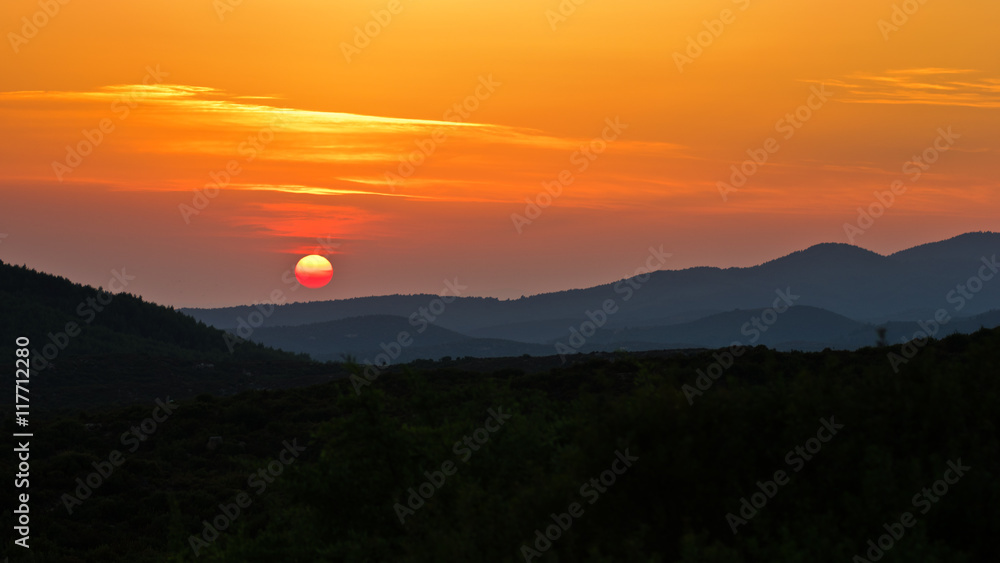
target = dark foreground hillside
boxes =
[0,260,303,368]
[0,260,328,411]
[2,328,997,562]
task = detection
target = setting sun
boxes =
[294,254,333,289]
[2,1,997,560]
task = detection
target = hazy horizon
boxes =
[3,1,999,308]
[3,229,993,309]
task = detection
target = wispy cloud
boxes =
[217,200,384,254]
[811,69,1000,108]
[0,84,672,155]
[0,84,685,204]
[238,183,423,199]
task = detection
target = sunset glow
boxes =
[2,0,998,307]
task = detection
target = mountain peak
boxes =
[890,231,1000,263]
[755,241,886,270]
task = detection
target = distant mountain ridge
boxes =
[249,314,553,363]
[183,232,1000,361]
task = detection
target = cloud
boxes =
[0,83,685,204]
[812,69,1000,108]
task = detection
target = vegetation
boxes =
[0,260,304,366]
[1,260,327,411]
[3,326,997,561]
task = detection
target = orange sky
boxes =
[1,0,998,307]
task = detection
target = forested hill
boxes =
[0,260,302,366]
[8,325,999,561]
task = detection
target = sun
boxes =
[294,255,333,289]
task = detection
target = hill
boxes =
[249,314,554,363]
[5,325,998,561]
[184,232,1000,359]
[0,260,321,410]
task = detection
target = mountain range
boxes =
[183,231,1000,362]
